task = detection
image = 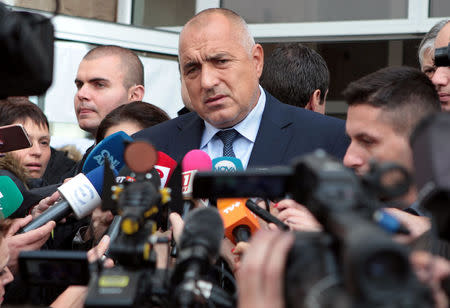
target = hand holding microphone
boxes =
[17,165,116,234]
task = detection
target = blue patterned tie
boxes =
[216,129,238,157]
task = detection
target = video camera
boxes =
[194,150,434,308]
[83,141,234,308]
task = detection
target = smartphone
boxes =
[192,167,293,199]
[19,250,90,286]
[0,124,32,153]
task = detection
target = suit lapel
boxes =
[173,113,204,162]
[248,92,294,167]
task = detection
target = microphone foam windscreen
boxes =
[155,151,177,187]
[82,131,133,174]
[181,150,212,172]
[86,165,118,196]
[179,207,224,258]
[0,176,24,218]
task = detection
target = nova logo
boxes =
[223,201,241,214]
[214,160,237,172]
[93,150,120,169]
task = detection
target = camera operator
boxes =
[431,20,450,111]
[342,66,441,241]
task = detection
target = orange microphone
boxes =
[217,198,260,244]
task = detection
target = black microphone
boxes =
[246,199,290,231]
[18,165,115,234]
[171,207,224,307]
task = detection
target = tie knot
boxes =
[216,129,238,157]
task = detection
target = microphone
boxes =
[217,198,260,244]
[212,156,244,172]
[154,151,177,188]
[0,176,24,218]
[18,165,117,234]
[181,150,212,213]
[213,157,260,243]
[82,131,132,174]
[171,207,224,307]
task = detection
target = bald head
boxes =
[177,8,264,128]
[83,45,144,89]
[180,8,255,56]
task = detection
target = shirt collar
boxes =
[201,86,266,148]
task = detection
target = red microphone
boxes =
[155,151,177,188]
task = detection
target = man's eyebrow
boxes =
[182,61,199,72]
[88,78,110,83]
[74,77,110,84]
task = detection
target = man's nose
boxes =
[200,65,220,89]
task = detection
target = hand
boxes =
[232,241,250,273]
[237,230,294,308]
[220,237,237,271]
[84,207,114,244]
[274,199,322,232]
[169,212,184,245]
[6,215,56,274]
[32,191,63,221]
[411,251,450,308]
[383,208,431,242]
[154,229,172,269]
[87,235,114,268]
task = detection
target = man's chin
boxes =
[79,121,99,135]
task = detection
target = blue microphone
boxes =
[82,131,132,174]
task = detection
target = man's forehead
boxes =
[435,23,450,48]
[179,14,235,53]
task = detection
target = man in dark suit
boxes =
[135,8,348,167]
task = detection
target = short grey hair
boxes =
[418,19,449,67]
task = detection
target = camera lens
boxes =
[365,251,409,289]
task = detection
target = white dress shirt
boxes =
[200,86,266,169]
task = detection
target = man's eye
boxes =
[95,82,105,88]
[360,138,375,146]
[217,59,229,64]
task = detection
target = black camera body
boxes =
[194,149,433,308]
[435,43,450,67]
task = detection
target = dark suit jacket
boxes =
[134,91,349,166]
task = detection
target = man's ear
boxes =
[305,89,322,112]
[128,85,145,102]
[252,44,264,79]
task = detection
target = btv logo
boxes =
[214,160,237,172]
[223,201,241,214]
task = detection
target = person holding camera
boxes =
[431,20,450,112]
